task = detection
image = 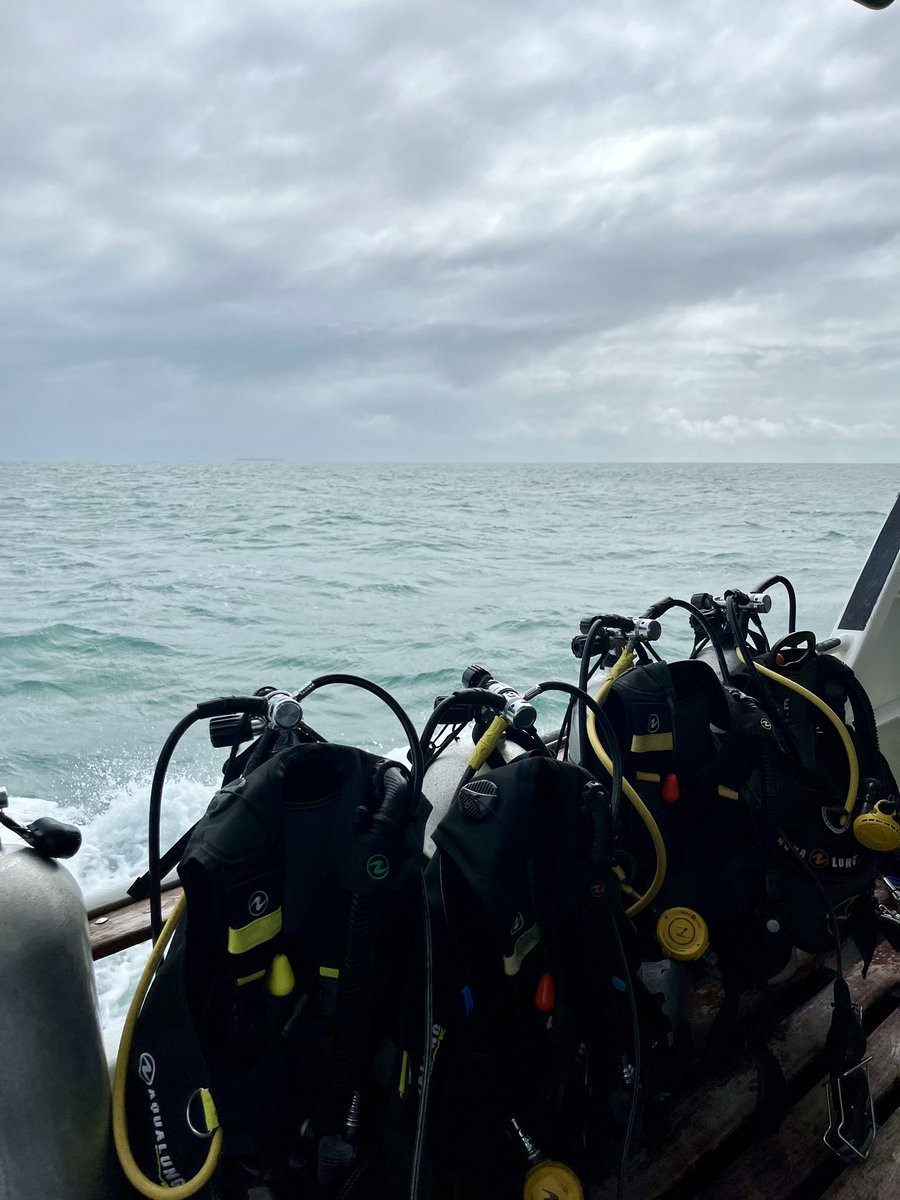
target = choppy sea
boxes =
[1,461,897,1022]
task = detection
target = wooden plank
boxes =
[692,1009,900,1200]
[88,886,183,959]
[592,949,899,1200]
[821,1105,900,1200]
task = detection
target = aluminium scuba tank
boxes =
[0,842,115,1200]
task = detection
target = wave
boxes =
[0,623,174,659]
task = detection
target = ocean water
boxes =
[1,460,897,1022]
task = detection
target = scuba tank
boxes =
[0,790,115,1200]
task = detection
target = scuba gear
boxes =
[114,677,431,1200]
[585,577,897,1165]
[107,519,897,1194]
[410,752,634,1199]
[404,678,658,1197]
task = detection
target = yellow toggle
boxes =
[266,953,296,997]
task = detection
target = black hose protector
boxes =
[319,890,382,1136]
[840,664,893,795]
[578,617,607,768]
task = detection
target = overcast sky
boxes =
[2,0,899,462]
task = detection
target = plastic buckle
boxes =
[823,1049,876,1162]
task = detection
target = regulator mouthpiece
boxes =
[854,801,900,853]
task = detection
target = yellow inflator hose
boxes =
[112,893,223,1199]
[585,649,668,917]
[748,658,860,820]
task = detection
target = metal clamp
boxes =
[823,1050,876,1162]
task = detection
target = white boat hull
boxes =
[832,494,900,784]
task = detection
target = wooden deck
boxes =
[92,895,900,1199]
[88,883,182,959]
[594,941,900,1200]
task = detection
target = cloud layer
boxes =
[2,0,899,460]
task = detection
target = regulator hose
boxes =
[753,574,797,634]
[643,596,733,684]
[841,667,887,790]
[752,659,860,819]
[525,677,667,917]
[148,696,273,941]
[112,894,222,1199]
[522,680,624,823]
[725,595,796,755]
[147,711,207,943]
[297,673,424,816]
[577,616,608,762]
[574,656,668,916]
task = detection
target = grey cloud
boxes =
[1,0,899,461]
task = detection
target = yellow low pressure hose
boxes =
[112,893,223,1199]
[752,659,860,818]
[586,649,668,917]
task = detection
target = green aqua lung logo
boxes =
[367,854,390,881]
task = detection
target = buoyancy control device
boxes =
[403,669,677,1197]
[569,583,899,1162]
[113,678,431,1200]
[393,753,648,1200]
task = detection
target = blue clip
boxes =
[461,985,474,1016]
